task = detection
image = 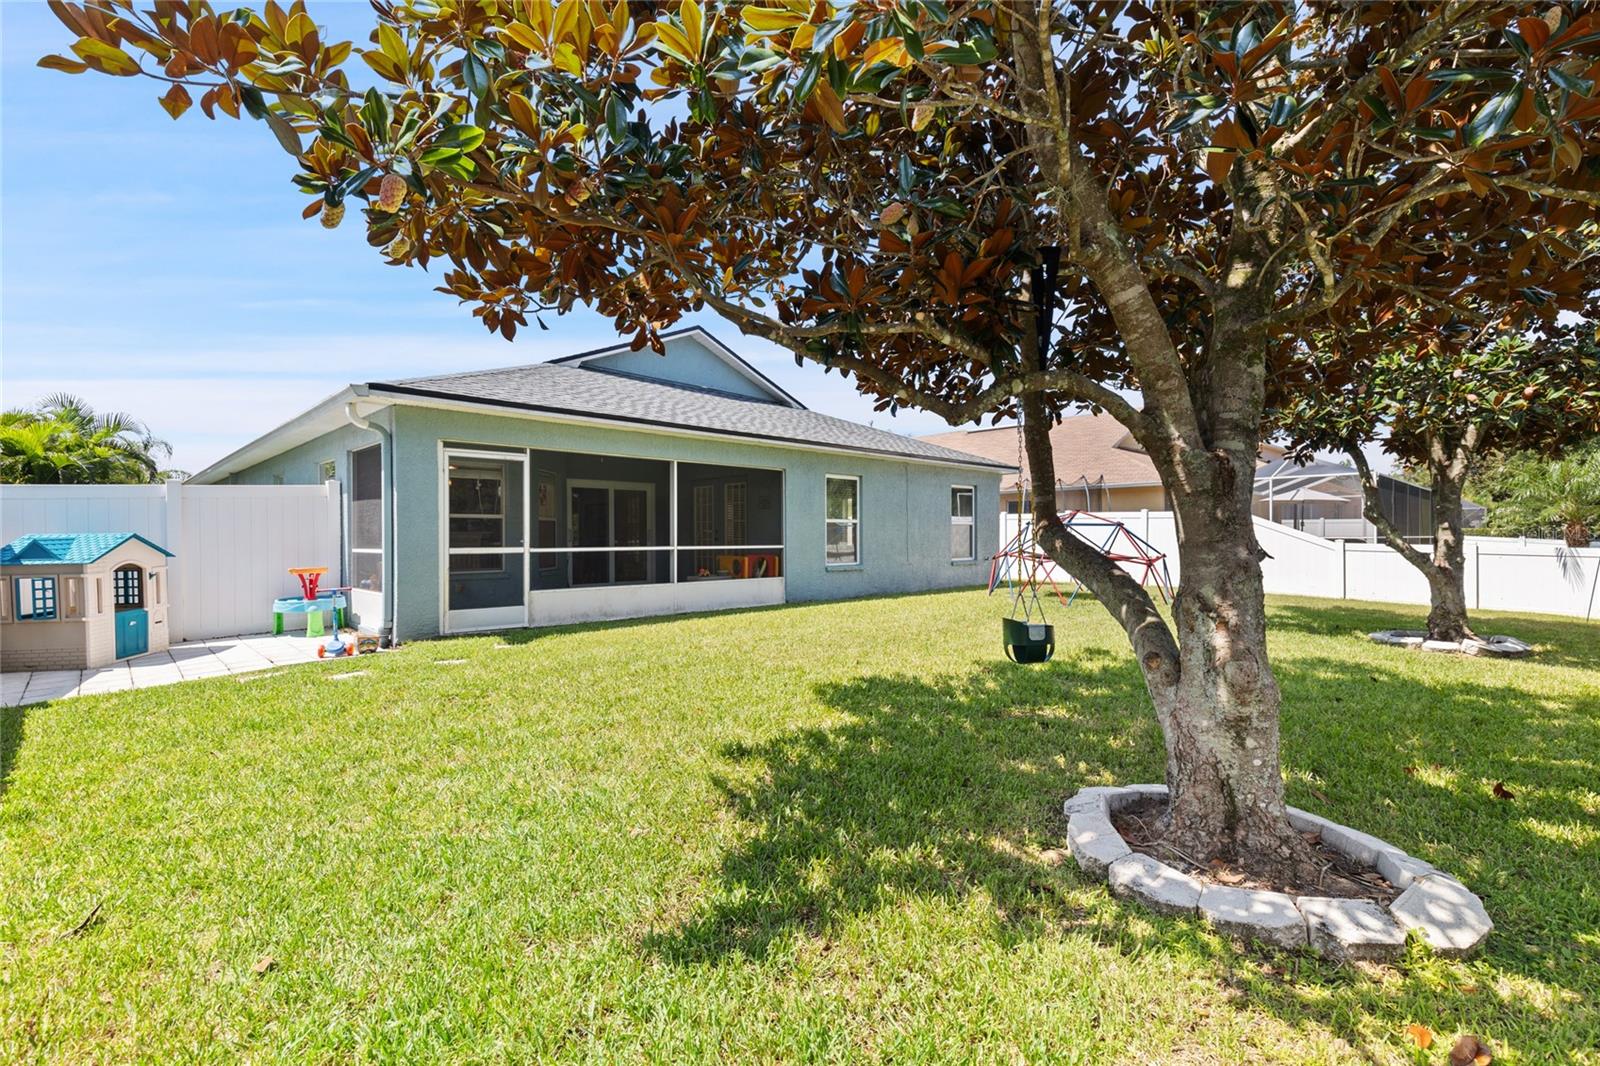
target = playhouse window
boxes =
[951,486,975,561]
[15,576,58,620]
[826,475,860,566]
[114,565,145,609]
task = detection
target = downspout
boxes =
[344,401,399,644]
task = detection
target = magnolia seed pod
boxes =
[320,201,344,229]
[377,173,407,213]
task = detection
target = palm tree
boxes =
[0,394,184,484]
[1500,445,1600,547]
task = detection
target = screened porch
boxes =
[441,445,785,631]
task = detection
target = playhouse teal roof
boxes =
[0,532,173,567]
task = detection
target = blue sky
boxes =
[1,2,959,475]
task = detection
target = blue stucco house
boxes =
[190,329,1008,641]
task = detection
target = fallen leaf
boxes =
[1408,1023,1435,1049]
[1038,848,1068,867]
[1450,1034,1492,1065]
[628,826,648,838]
[1492,782,1516,800]
[1310,788,1330,803]
[205,959,226,982]
[252,954,276,976]
[1403,765,1417,776]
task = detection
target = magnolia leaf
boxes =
[70,37,139,76]
[741,7,807,32]
[812,80,847,134]
[911,102,934,131]
[158,83,192,120]
[38,53,90,73]
[432,124,486,151]
[1407,1024,1434,1050]
[1465,85,1522,146]
[265,110,304,156]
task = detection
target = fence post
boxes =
[1141,508,1150,541]
[324,480,344,586]
[1467,538,1480,610]
[163,478,186,642]
[1337,538,1347,600]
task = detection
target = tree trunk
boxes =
[1021,396,1311,873]
[1424,469,1474,642]
[1564,519,1592,548]
[1156,464,1306,867]
[1349,443,1477,643]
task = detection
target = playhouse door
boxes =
[115,609,149,659]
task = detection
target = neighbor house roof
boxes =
[921,411,1288,493]
[921,412,1165,493]
[188,328,1011,482]
[1,532,172,567]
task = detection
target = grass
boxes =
[2,590,1597,1064]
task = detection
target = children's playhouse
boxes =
[0,532,173,671]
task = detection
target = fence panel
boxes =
[999,510,1597,621]
[1,481,343,640]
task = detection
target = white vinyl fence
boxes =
[2,480,343,640]
[1001,511,1600,622]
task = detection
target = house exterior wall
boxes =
[390,405,1001,640]
[578,333,786,402]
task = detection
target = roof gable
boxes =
[1,532,173,567]
[548,328,803,408]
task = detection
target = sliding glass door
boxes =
[568,480,656,586]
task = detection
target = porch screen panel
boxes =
[446,455,526,611]
[350,444,383,592]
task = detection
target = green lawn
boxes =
[2,591,1597,1064]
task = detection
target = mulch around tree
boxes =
[1111,798,1399,903]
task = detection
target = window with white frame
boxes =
[825,475,860,565]
[950,486,975,561]
[15,576,58,620]
[350,444,384,592]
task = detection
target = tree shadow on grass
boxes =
[642,646,1599,1054]
[1,705,26,801]
[643,655,1161,965]
[1266,599,1600,672]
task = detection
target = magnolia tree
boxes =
[1275,308,1600,642]
[44,0,1600,876]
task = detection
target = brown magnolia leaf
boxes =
[911,102,935,132]
[252,954,277,976]
[1407,1023,1435,1049]
[158,83,191,120]
[1492,781,1515,800]
[1449,1034,1492,1065]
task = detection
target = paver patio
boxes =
[1,633,338,707]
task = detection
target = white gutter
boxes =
[344,401,399,642]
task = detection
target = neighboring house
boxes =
[925,412,1463,542]
[1,532,173,671]
[190,328,1008,640]
[921,411,1287,514]
[1253,457,1482,541]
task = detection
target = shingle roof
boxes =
[369,364,1012,471]
[1,532,172,567]
[920,412,1162,491]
